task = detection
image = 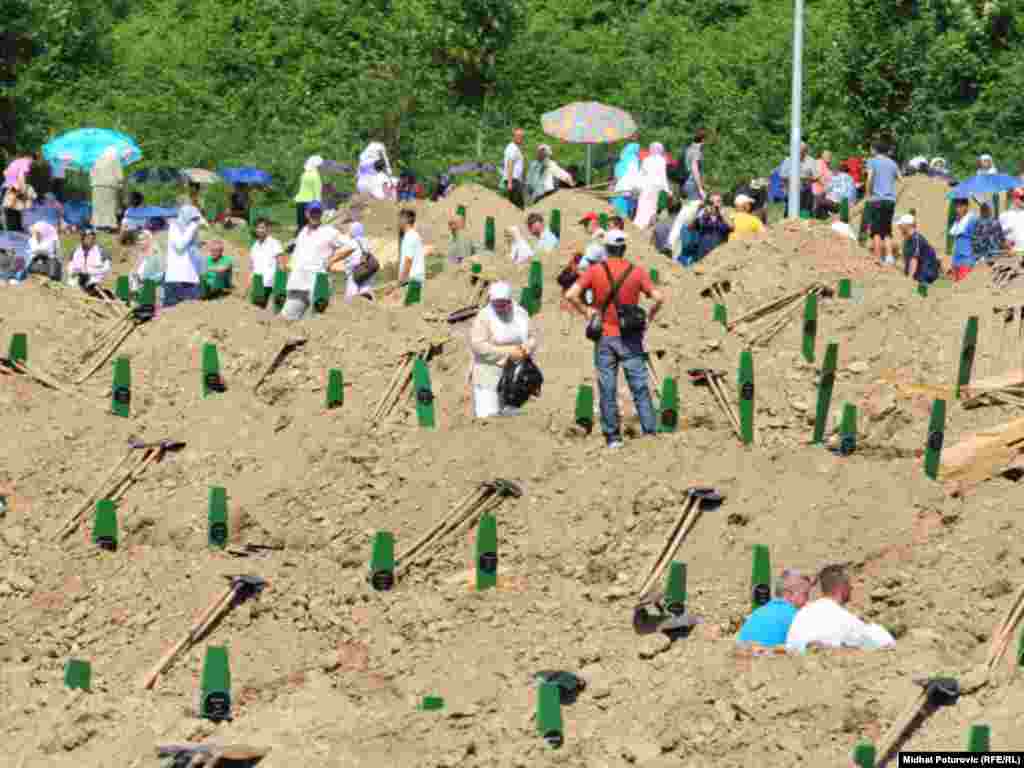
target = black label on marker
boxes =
[371,570,394,591]
[478,552,498,575]
[661,410,677,428]
[113,386,130,405]
[205,373,223,391]
[753,583,770,606]
[803,320,817,336]
[741,382,754,401]
[820,372,835,390]
[927,430,944,452]
[209,523,227,546]
[96,537,116,551]
[416,388,434,405]
[962,344,976,364]
[839,435,856,455]
[203,692,231,720]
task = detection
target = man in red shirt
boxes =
[564,230,666,449]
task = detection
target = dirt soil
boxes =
[2,178,1024,768]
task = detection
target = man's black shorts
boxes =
[871,200,895,239]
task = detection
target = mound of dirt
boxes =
[3,177,1024,767]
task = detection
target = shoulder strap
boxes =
[598,262,634,317]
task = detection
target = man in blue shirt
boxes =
[865,143,902,266]
[737,569,813,647]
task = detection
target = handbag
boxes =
[601,261,647,335]
[586,263,635,342]
[499,356,544,408]
[351,249,380,284]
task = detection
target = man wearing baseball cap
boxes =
[564,229,665,449]
[282,201,342,320]
[897,213,939,285]
[999,188,1024,255]
[731,194,765,240]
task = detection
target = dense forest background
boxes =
[3,0,1023,197]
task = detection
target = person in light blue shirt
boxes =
[737,569,813,648]
[526,212,559,254]
[866,144,902,265]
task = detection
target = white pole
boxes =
[787,0,804,219]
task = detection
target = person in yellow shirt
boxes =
[731,194,765,240]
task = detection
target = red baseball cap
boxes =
[1014,188,1024,199]
[578,212,599,225]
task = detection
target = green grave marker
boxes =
[484,217,496,251]
[208,486,228,548]
[326,368,344,409]
[419,696,444,711]
[738,349,755,445]
[799,209,811,220]
[404,279,422,307]
[802,292,818,363]
[249,274,267,307]
[412,357,435,428]
[271,269,288,314]
[751,544,771,609]
[598,213,609,231]
[528,260,544,304]
[966,724,990,753]
[658,376,679,433]
[369,531,395,591]
[838,403,857,455]
[549,209,561,239]
[93,499,118,550]
[111,356,130,418]
[7,332,27,365]
[312,272,330,314]
[200,646,231,721]
[955,315,979,399]
[852,741,875,768]
[917,282,928,298]
[838,278,851,299]
[115,275,132,303]
[137,280,157,316]
[575,384,594,433]
[839,198,850,224]
[536,682,564,748]
[713,303,727,327]
[1017,625,1024,667]
[64,659,92,692]
[945,200,956,255]
[924,399,946,481]
[657,190,669,214]
[994,194,1000,217]
[812,342,839,444]
[475,513,498,591]
[664,561,687,615]
[519,287,538,317]
[649,268,659,285]
[456,204,467,222]
[201,343,225,397]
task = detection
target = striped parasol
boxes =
[541,102,637,185]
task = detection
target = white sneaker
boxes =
[607,439,624,450]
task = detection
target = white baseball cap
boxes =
[734,194,754,207]
[896,214,915,226]
[604,229,627,246]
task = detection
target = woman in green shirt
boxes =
[294,155,323,235]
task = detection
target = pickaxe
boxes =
[876,677,960,766]
[155,743,270,768]
[688,368,741,438]
[141,574,267,690]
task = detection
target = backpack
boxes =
[499,356,544,408]
[351,242,380,284]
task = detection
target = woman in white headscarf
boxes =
[90,147,124,230]
[293,155,323,236]
[505,225,534,265]
[131,230,166,292]
[163,205,205,307]
[329,221,376,302]
[469,281,538,418]
[26,221,62,280]
[356,141,396,200]
[634,142,670,229]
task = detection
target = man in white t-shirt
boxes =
[999,188,1024,254]
[503,128,525,209]
[786,565,895,653]
[249,217,285,292]
[398,208,426,285]
[282,201,341,320]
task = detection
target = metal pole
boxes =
[787,0,804,219]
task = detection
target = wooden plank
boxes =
[962,368,1024,396]
[940,416,1024,487]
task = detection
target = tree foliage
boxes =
[6,0,1024,196]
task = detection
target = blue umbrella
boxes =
[42,128,142,172]
[218,167,272,186]
[321,160,354,174]
[947,173,1023,199]
[124,206,179,219]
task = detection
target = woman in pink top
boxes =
[813,151,833,218]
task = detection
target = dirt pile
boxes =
[3,178,1024,767]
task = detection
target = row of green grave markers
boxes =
[852,725,993,765]
[65,645,232,721]
[90,485,233,550]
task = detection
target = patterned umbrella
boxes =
[541,102,637,185]
[541,102,637,145]
[181,168,221,185]
[42,128,142,171]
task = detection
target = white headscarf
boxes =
[489,281,512,302]
[305,156,324,172]
[506,226,533,265]
[650,142,665,156]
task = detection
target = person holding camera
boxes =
[564,229,665,449]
